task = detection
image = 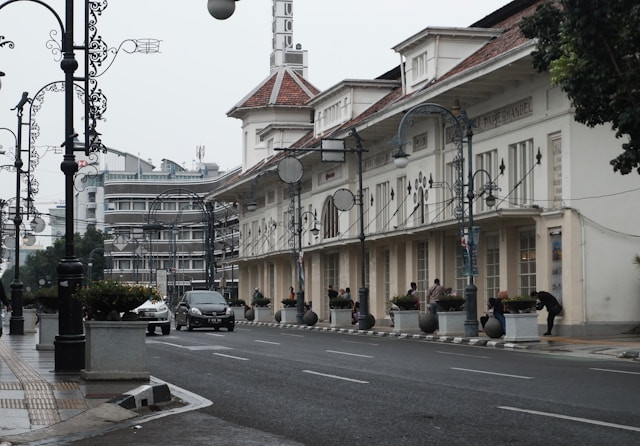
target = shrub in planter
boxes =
[390,295,419,310]
[229,299,247,307]
[21,293,37,309]
[329,298,352,309]
[281,298,297,308]
[436,294,465,311]
[34,287,59,313]
[253,297,271,307]
[74,280,161,321]
[503,295,537,313]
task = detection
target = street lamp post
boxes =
[1,99,26,335]
[395,102,479,336]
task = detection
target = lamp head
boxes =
[207,0,238,20]
[485,193,496,208]
[246,201,257,212]
[392,148,410,169]
[311,225,320,236]
[0,71,4,91]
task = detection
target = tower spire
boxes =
[270,0,308,77]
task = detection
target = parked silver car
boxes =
[133,297,171,335]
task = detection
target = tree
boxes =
[520,0,640,174]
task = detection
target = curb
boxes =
[109,383,172,410]
[235,320,531,350]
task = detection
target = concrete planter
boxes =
[23,308,38,333]
[81,320,149,381]
[392,310,420,332]
[254,306,272,322]
[504,313,539,342]
[437,311,465,335]
[330,308,353,328]
[281,307,298,324]
[37,313,58,351]
[231,306,245,320]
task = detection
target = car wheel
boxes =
[161,324,170,335]
[187,318,194,331]
[227,325,235,332]
[175,318,182,331]
[147,325,155,335]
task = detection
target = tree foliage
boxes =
[1,227,106,296]
[520,0,640,174]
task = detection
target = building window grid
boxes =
[484,233,500,303]
[396,177,406,228]
[509,139,535,206]
[376,182,389,233]
[411,51,427,81]
[417,241,428,310]
[475,150,498,213]
[383,249,391,308]
[518,229,537,296]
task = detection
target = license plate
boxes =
[209,317,220,323]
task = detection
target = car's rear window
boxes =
[189,292,226,305]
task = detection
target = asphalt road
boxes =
[68,324,640,445]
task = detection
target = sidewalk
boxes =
[1,321,639,445]
[0,330,172,445]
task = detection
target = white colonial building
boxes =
[207,0,640,336]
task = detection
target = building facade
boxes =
[208,0,640,335]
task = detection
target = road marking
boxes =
[326,350,373,358]
[147,341,230,351]
[214,353,249,361]
[451,367,532,379]
[437,351,490,359]
[590,367,640,376]
[303,370,369,384]
[254,340,281,345]
[281,333,304,338]
[499,406,640,432]
[342,340,379,346]
[205,333,226,337]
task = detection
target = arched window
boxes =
[322,196,339,238]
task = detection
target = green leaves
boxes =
[520,0,640,174]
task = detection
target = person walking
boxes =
[426,278,444,315]
[531,290,563,335]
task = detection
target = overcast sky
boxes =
[0,0,509,210]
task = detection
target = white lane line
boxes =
[590,367,640,376]
[303,370,369,384]
[499,406,640,433]
[281,333,304,338]
[205,333,226,337]
[437,351,490,359]
[255,340,281,345]
[214,353,249,361]
[451,367,532,379]
[326,350,374,359]
[148,341,230,351]
[342,340,379,346]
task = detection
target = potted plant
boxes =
[34,287,59,314]
[389,295,420,332]
[34,287,59,351]
[329,298,352,309]
[229,299,247,320]
[76,280,160,381]
[280,298,298,323]
[253,297,271,308]
[390,294,418,310]
[436,293,465,312]
[281,298,297,308]
[74,280,161,321]
[503,295,537,313]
